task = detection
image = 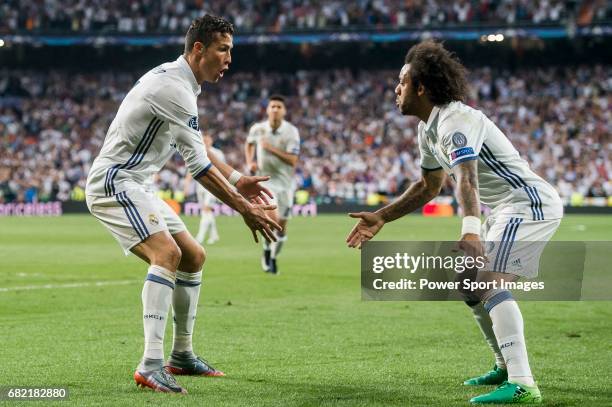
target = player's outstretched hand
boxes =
[236,175,274,205]
[454,233,487,261]
[346,212,385,249]
[242,203,281,243]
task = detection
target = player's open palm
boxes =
[236,175,274,205]
[346,212,385,249]
[242,203,281,243]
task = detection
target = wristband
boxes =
[461,216,481,236]
[228,170,243,186]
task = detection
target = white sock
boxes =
[140,265,175,369]
[196,212,213,243]
[469,302,506,369]
[271,233,287,259]
[172,270,202,355]
[488,297,535,386]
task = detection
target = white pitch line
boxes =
[0,280,140,293]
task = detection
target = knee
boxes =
[456,275,479,304]
[160,242,182,270]
[193,245,206,270]
[182,245,206,272]
[482,290,513,313]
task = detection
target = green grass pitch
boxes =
[0,214,611,406]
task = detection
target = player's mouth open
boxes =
[219,68,228,77]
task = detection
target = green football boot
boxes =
[464,365,508,386]
[470,381,542,404]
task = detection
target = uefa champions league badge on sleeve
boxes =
[188,116,199,131]
[452,132,467,147]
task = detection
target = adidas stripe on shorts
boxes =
[86,188,186,255]
[481,208,561,278]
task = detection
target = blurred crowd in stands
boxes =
[1,0,610,34]
[0,64,610,205]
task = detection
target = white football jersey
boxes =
[86,55,211,197]
[246,120,300,190]
[418,101,563,220]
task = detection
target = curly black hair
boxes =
[184,14,234,53]
[404,41,469,105]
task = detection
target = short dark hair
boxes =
[404,41,468,105]
[268,95,286,104]
[184,14,234,53]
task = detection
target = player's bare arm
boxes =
[260,138,298,167]
[197,165,280,242]
[377,168,444,223]
[244,142,257,174]
[346,168,444,249]
[453,159,484,259]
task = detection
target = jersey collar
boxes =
[267,119,285,134]
[177,55,201,96]
[424,105,440,132]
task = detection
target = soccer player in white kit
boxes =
[184,132,225,244]
[245,96,300,274]
[347,41,562,404]
[85,15,280,394]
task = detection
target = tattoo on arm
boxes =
[377,169,444,223]
[454,159,480,217]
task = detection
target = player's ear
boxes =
[417,83,426,97]
[192,41,204,55]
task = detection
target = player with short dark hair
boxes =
[86,14,281,394]
[245,95,300,275]
[184,14,235,53]
[347,41,563,404]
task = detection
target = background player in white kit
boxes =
[347,41,563,404]
[245,95,300,274]
[184,132,225,244]
[85,15,280,394]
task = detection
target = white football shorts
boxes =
[481,207,561,278]
[266,183,295,220]
[86,188,186,255]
